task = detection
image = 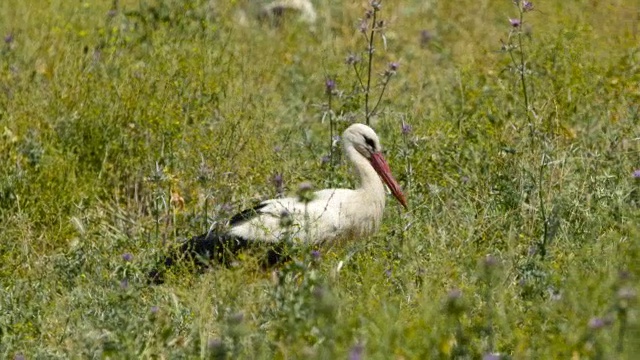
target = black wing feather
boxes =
[148,202,288,284]
[229,202,268,226]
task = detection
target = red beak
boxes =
[369,152,408,209]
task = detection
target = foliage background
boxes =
[0,0,638,358]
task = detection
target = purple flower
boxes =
[150,306,159,314]
[208,338,223,349]
[522,1,534,12]
[311,250,321,260]
[389,62,399,72]
[14,354,25,360]
[420,29,433,47]
[445,288,465,315]
[348,342,365,360]
[509,18,521,28]
[4,33,13,44]
[401,122,412,135]
[228,312,244,324]
[483,254,498,268]
[273,145,282,153]
[273,173,283,189]
[588,317,606,330]
[107,9,118,18]
[633,169,640,179]
[384,268,392,278]
[321,155,330,164]
[448,288,462,300]
[120,279,129,290]
[325,79,336,95]
[619,270,631,281]
[122,253,133,262]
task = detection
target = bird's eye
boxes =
[363,136,375,150]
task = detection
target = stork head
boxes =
[342,123,408,209]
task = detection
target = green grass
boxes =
[1,0,639,358]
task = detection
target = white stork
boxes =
[150,123,407,282]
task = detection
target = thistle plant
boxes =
[501,0,535,134]
[501,1,556,264]
[297,181,315,244]
[348,0,398,126]
[444,288,471,357]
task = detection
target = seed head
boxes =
[297,182,315,203]
[445,288,465,315]
[346,53,360,65]
[279,210,293,228]
[618,287,637,301]
[359,19,369,33]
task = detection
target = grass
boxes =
[1,0,639,358]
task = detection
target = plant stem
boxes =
[365,9,377,125]
[369,77,390,119]
[353,64,365,92]
[537,154,548,259]
[328,91,334,167]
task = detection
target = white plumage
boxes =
[150,123,407,282]
[228,123,407,244]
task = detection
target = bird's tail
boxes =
[147,231,286,284]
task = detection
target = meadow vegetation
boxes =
[0,0,638,358]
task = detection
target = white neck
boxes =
[345,145,386,210]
